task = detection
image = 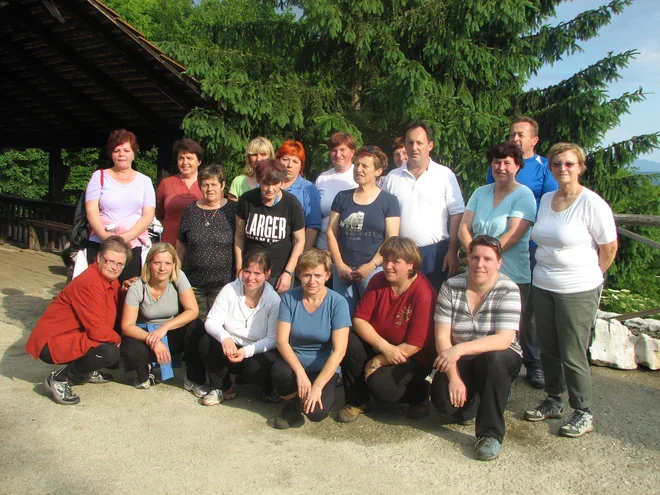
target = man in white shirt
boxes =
[383,121,465,290]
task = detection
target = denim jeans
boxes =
[331,264,382,316]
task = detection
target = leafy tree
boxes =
[0,149,49,199]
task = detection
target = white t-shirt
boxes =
[315,165,358,250]
[531,187,617,293]
[383,159,465,247]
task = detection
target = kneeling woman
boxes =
[271,249,351,428]
[198,251,281,406]
[338,236,436,423]
[25,236,132,405]
[121,243,207,394]
[432,235,522,461]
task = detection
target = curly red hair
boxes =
[107,129,138,156]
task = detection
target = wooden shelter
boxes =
[0,0,208,200]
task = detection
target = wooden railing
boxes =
[0,194,75,251]
[604,214,660,321]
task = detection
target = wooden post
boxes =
[157,139,172,186]
[48,147,68,203]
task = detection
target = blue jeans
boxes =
[331,264,382,315]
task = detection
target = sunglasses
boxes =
[471,234,502,256]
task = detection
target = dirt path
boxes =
[0,244,658,494]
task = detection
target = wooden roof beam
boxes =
[66,1,192,111]
[9,2,167,131]
[0,32,122,130]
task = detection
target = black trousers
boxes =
[342,331,430,406]
[120,319,206,383]
[271,358,339,422]
[431,349,521,443]
[520,246,542,372]
[40,342,119,382]
[86,241,142,283]
[197,333,278,392]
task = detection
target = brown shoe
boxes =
[407,400,430,419]
[272,399,304,429]
[336,404,370,423]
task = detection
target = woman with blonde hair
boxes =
[121,243,207,395]
[270,249,351,428]
[228,137,275,201]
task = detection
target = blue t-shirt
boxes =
[285,175,322,230]
[331,189,400,267]
[466,184,536,284]
[278,287,351,372]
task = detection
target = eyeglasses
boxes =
[471,235,502,256]
[100,255,126,270]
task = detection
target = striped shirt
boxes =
[434,273,522,356]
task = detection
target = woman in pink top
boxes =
[155,138,204,245]
[85,129,156,282]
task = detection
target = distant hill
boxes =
[631,159,660,185]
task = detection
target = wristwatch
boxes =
[283,269,294,278]
[370,360,378,370]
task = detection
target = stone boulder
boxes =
[634,333,660,370]
[589,319,638,369]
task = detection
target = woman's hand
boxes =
[337,263,354,281]
[276,272,292,294]
[303,383,324,415]
[381,343,408,365]
[295,370,312,401]
[120,232,135,243]
[121,277,139,293]
[153,341,171,366]
[222,338,239,358]
[351,263,373,281]
[145,327,168,348]
[434,345,463,373]
[448,376,467,408]
[363,358,380,380]
[227,347,246,363]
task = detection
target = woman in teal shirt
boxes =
[458,142,536,296]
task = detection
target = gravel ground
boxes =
[0,245,658,495]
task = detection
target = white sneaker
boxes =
[184,377,209,398]
[134,369,156,389]
[202,387,236,406]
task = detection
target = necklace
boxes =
[202,207,219,227]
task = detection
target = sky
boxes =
[527,0,660,162]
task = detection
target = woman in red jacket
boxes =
[25,236,133,405]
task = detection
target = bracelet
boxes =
[370,360,378,370]
[283,269,294,278]
[370,259,379,268]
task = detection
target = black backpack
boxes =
[69,170,104,252]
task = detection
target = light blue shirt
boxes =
[466,184,536,283]
[278,287,351,372]
[284,175,322,230]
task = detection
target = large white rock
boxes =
[624,317,660,336]
[635,333,660,370]
[590,319,638,369]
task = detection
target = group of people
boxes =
[25,116,618,462]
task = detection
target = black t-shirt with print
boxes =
[237,188,305,279]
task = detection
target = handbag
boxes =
[69,170,104,252]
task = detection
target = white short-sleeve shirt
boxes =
[315,165,358,250]
[531,187,617,293]
[383,159,465,247]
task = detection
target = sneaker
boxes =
[184,377,209,398]
[44,372,80,405]
[262,390,281,403]
[87,371,112,384]
[524,396,564,422]
[458,417,476,426]
[272,399,304,429]
[202,387,237,406]
[475,437,501,461]
[527,368,545,389]
[336,404,370,423]
[134,372,156,389]
[407,399,430,419]
[559,409,594,438]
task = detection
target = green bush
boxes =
[600,288,660,320]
